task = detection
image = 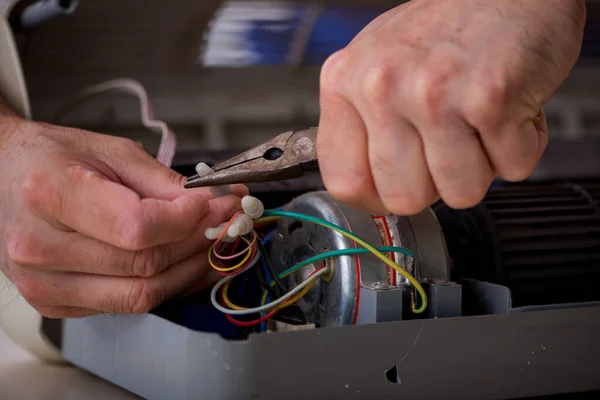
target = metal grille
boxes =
[483,183,600,307]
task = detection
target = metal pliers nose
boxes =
[184,127,318,188]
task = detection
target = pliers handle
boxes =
[184,127,318,188]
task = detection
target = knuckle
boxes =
[5,229,46,265]
[125,279,167,314]
[320,49,350,95]
[413,66,453,113]
[66,164,97,186]
[361,64,394,106]
[130,247,169,278]
[19,170,54,210]
[115,209,152,251]
[464,77,509,128]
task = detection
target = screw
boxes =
[372,281,390,289]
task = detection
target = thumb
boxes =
[99,136,250,201]
[103,138,198,201]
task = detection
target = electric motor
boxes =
[269,191,453,327]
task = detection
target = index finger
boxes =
[21,162,211,251]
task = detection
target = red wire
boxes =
[224,265,327,327]
[212,238,241,266]
[224,309,278,327]
[230,238,241,253]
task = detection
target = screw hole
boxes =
[385,365,400,384]
[288,221,302,235]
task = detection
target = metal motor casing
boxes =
[269,191,451,327]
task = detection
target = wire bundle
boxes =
[207,211,315,329]
[208,203,428,332]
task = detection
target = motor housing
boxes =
[269,191,452,327]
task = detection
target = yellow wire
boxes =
[253,216,280,225]
[259,266,321,307]
[257,219,427,313]
[222,275,318,311]
[218,210,427,314]
[208,235,254,272]
[271,280,316,311]
[325,224,427,313]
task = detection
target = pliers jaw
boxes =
[184,127,318,188]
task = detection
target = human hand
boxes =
[0,100,247,318]
[317,0,585,214]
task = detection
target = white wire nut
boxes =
[205,226,225,241]
[218,222,237,243]
[227,214,253,238]
[205,222,236,242]
[195,162,232,198]
[195,162,213,177]
[241,196,264,219]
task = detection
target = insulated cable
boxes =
[261,209,427,314]
[208,234,255,272]
[211,264,327,316]
[258,246,415,307]
[256,237,286,295]
[212,231,257,261]
[53,79,177,167]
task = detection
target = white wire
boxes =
[211,262,326,316]
[53,78,177,168]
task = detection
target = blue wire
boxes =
[262,229,277,245]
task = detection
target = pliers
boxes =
[184,127,318,188]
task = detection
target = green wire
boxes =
[275,246,413,280]
[263,209,376,243]
[261,209,426,314]
[261,246,414,309]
